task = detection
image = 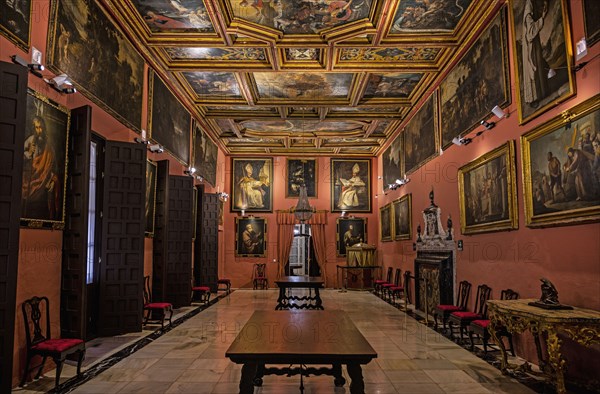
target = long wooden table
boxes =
[225,310,377,393]
[487,299,600,394]
[275,276,324,310]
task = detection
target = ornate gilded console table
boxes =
[487,299,600,394]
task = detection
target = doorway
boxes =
[287,224,320,276]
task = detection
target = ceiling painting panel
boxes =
[363,73,423,99]
[165,47,267,61]
[182,71,243,98]
[130,0,215,32]
[389,0,474,34]
[253,72,354,100]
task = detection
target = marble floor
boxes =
[16,290,537,394]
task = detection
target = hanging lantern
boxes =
[294,185,314,223]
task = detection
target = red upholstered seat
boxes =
[436,305,462,311]
[451,311,481,319]
[471,319,489,329]
[381,283,394,288]
[390,286,403,291]
[192,286,210,292]
[145,302,172,309]
[32,338,84,353]
[374,280,387,284]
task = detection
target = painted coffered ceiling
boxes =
[102,0,499,156]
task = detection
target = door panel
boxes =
[196,192,219,292]
[98,141,146,336]
[0,61,27,394]
[152,160,169,301]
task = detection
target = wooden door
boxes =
[0,61,27,393]
[195,192,219,292]
[98,141,146,336]
[61,106,91,340]
[152,160,169,301]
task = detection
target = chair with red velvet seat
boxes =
[143,276,173,329]
[253,263,268,290]
[433,280,471,331]
[20,296,85,389]
[381,268,401,302]
[191,281,211,304]
[217,278,231,294]
[448,284,492,341]
[467,289,519,354]
[374,267,393,296]
[390,270,412,309]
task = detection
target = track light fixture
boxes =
[11,54,45,78]
[452,137,472,146]
[217,192,229,201]
[134,137,150,145]
[388,176,410,190]
[45,73,77,94]
[480,120,495,130]
[184,167,197,176]
[491,105,508,119]
[149,144,164,153]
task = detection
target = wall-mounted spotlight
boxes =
[45,74,77,94]
[388,176,410,190]
[452,137,472,146]
[134,137,150,145]
[217,192,229,201]
[184,167,196,176]
[11,54,44,78]
[491,105,508,119]
[149,144,164,153]
[480,120,495,130]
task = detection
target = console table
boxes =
[275,276,324,310]
[487,299,600,394]
[225,310,377,393]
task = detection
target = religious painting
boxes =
[286,159,317,198]
[21,90,70,229]
[145,160,157,237]
[440,9,511,148]
[393,194,412,240]
[336,217,367,257]
[253,72,353,100]
[380,204,393,242]
[330,159,371,213]
[339,47,442,63]
[1,0,31,49]
[193,121,218,187]
[404,93,438,174]
[131,0,214,33]
[382,133,403,192]
[230,0,374,35]
[458,141,518,235]
[182,72,243,99]
[390,0,473,33]
[165,47,266,61]
[509,0,575,124]
[48,0,144,131]
[583,0,600,46]
[363,73,423,99]
[521,95,600,228]
[231,158,273,212]
[148,72,191,165]
[240,119,364,134]
[235,217,267,257]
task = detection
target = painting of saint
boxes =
[382,133,403,192]
[510,0,575,124]
[393,194,412,240]
[235,217,267,257]
[440,10,510,148]
[336,217,366,256]
[363,73,423,99]
[522,97,600,227]
[380,204,393,242]
[131,0,214,32]
[193,122,218,187]
[149,72,191,166]
[390,0,473,33]
[48,0,144,131]
[404,94,438,174]
[21,90,70,228]
[145,160,157,236]
[182,72,242,99]
[1,0,31,49]
[253,72,353,99]
[331,159,371,213]
[231,158,273,212]
[583,0,600,46]
[286,159,317,198]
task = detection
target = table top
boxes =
[226,310,377,363]
[488,299,600,323]
[275,276,324,286]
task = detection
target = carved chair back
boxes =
[253,263,267,279]
[403,270,412,304]
[500,289,519,301]
[392,268,401,287]
[384,267,392,282]
[22,296,51,348]
[456,280,472,309]
[474,284,493,317]
[143,275,153,305]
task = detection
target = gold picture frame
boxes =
[521,94,600,228]
[330,158,372,213]
[392,194,412,240]
[380,203,393,242]
[458,141,518,235]
[231,157,273,212]
[235,216,267,257]
[336,217,367,257]
[285,158,317,198]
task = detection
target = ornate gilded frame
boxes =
[285,158,317,199]
[521,95,600,228]
[0,0,32,50]
[330,158,372,213]
[380,203,393,242]
[336,217,367,257]
[392,194,412,241]
[458,140,518,235]
[235,216,267,257]
[231,157,273,212]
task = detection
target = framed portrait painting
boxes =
[21,90,70,229]
[192,120,217,187]
[404,93,438,174]
[392,194,412,240]
[331,158,371,213]
[380,204,393,242]
[286,158,317,198]
[1,0,32,50]
[458,141,518,234]
[521,95,600,228]
[145,160,157,237]
[235,217,267,257]
[509,0,575,124]
[583,0,600,47]
[336,217,367,257]
[382,133,403,192]
[149,71,191,166]
[231,158,273,212]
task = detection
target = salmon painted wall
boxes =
[376,1,600,383]
[220,156,379,289]
[1,0,222,385]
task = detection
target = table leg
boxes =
[314,287,324,310]
[253,363,265,387]
[546,328,567,394]
[276,286,286,310]
[332,363,346,387]
[239,362,258,394]
[488,317,509,373]
[347,363,365,394]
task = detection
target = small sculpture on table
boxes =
[528,278,573,310]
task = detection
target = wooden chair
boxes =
[468,289,519,354]
[20,296,85,389]
[433,280,471,331]
[253,263,268,290]
[381,268,401,302]
[374,267,393,296]
[217,278,231,294]
[143,276,173,329]
[390,270,412,309]
[448,284,492,341]
[191,280,211,304]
